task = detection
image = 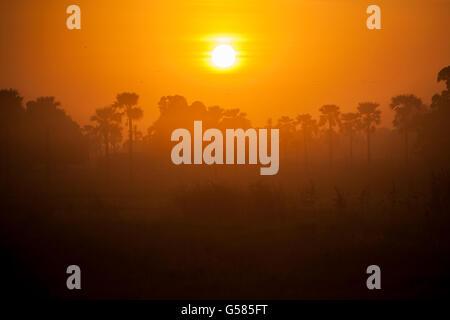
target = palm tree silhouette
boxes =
[113,92,143,179]
[90,106,122,159]
[83,124,102,160]
[340,112,361,165]
[277,116,297,159]
[390,95,425,164]
[319,105,340,168]
[296,114,318,169]
[357,102,381,164]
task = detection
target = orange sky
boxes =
[1,0,449,130]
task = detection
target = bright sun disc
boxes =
[211,44,236,68]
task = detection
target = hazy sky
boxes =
[1,0,449,130]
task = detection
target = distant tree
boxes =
[90,105,122,158]
[357,102,381,164]
[83,124,102,160]
[437,66,450,91]
[110,124,123,153]
[0,89,24,129]
[206,105,225,128]
[390,95,425,164]
[220,109,252,129]
[0,89,25,187]
[319,105,340,167]
[26,96,86,184]
[277,116,297,158]
[296,114,318,169]
[277,116,296,132]
[113,92,143,179]
[148,95,254,160]
[340,112,361,165]
[148,95,191,145]
[417,66,450,167]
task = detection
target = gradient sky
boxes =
[1,0,449,130]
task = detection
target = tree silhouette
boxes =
[319,105,340,168]
[83,124,102,160]
[220,109,252,129]
[416,67,450,166]
[340,112,361,165]
[148,95,191,146]
[114,92,143,179]
[357,102,381,164]
[277,116,296,159]
[437,66,450,91]
[90,106,122,159]
[432,66,450,112]
[148,95,252,156]
[390,95,424,164]
[27,97,60,182]
[296,114,318,169]
[0,89,25,189]
[26,96,86,186]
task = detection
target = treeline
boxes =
[0,94,86,187]
[1,65,449,182]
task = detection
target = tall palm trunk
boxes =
[45,127,51,190]
[349,132,353,166]
[366,126,371,164]
[404,130,409,164]
[128,115,133,180]
[4,127,12,192]
[303,130,309,169]
[104,132,110,180]
[328,120,333,168]
[104,133,110,158]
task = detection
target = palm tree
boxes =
[82,124,102,160]
[296,114,318,169]
[390,95,425,164]
[90,106,122,158]
[113,92,143,179]
[340,112,361,165]
[277,116,297,159]
[319,105,340,168]
[357,102,381,164]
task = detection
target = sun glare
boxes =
[211,44,236,68]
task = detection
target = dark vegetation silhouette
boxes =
[357,102,381,164]
[113,92,142,180]
[1,66,450,299]
[390,94,425,165]
[319,104,340,168]
[340,112,361,165]
[296,114,318,169]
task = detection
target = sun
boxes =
[211,44,236,68]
